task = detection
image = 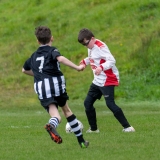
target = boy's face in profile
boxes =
[82,37,95,49]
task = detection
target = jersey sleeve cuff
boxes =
[80,60,86,66]
[100,65,103,70]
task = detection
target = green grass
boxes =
[1,99,160,160]
[0,0,160,159]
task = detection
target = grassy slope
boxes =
[0,0,160,103]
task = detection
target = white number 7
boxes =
[36,56,44,73]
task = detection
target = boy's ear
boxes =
[37,39,41,44]
[51,36,54,42]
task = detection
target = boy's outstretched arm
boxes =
[57,56,84,71]
[22,68,34,76]
[22,58,34,76]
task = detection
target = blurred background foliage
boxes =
[0,0,160,104]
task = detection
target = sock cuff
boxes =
[49,117,59,123]
[49,117,59,128]
[67,114,76,122]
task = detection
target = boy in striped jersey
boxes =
[78,28,135,133]
[22,26,88,148]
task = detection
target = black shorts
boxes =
[87,83,102,100]
[39,92,69,110]
[86,83,115,100]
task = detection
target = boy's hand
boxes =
[77,64,85,71]
[95,67,102,75]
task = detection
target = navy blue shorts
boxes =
[39,92,69,110]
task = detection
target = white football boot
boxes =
[86,128,100,133]
[122,126,135,132]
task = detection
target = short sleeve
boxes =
[23,58,31,70]
[51,48,61,60]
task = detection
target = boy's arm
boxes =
[79,57,90,70]
[98,47,116,70]
[95,47,116,75]
[22,68,34,76]
[57,56,84,71]
[80,57,90,66]
[22,58,34,76]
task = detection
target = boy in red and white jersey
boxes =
[78,28,135,133]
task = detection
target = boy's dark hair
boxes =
[78,28,94,44]
[35,26,52,44]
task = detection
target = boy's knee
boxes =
[84,99,89,108]
[84,99,93,111]
[106,100,114,107]
[106,100,120,113]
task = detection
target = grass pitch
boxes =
[0,99,160,160]
[0,0,160,159]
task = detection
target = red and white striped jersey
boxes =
[81,39,119,87]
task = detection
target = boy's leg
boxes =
[84,83,101,132]
[66,114,89,148]
[101,86,132,128]
[45,104,62,144]
[56,93,89,147]
[84,96,98,131]
[61,103,89,148]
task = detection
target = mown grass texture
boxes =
[0,0,160,160]
[0,99,160,160]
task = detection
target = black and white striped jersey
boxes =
[23,45,66,99]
